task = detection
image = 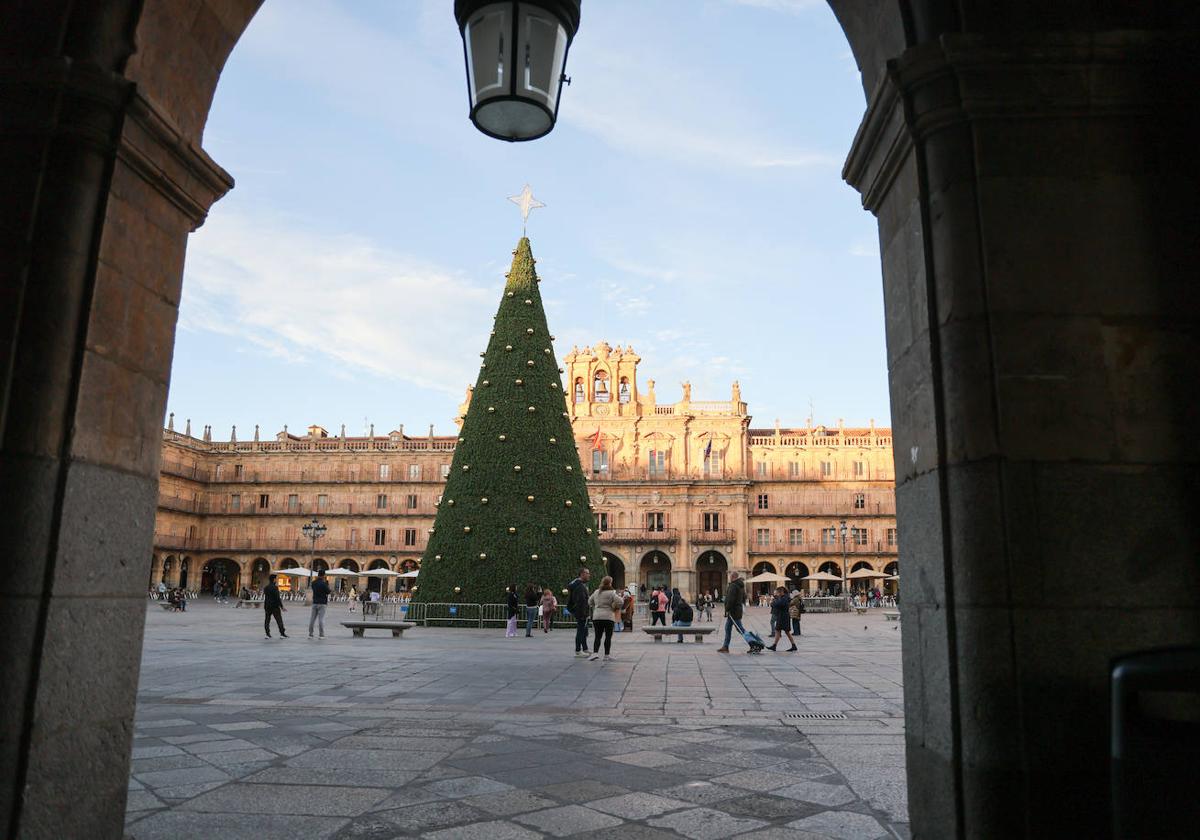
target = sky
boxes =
[168,0,888,441]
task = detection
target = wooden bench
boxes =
[341,620,416,638]
[236,599,262,609]
[884,611,900,621]
[642,626,718,643]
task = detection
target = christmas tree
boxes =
[412,237,602,603]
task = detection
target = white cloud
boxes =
[180,212,494,396]
[725,0,822,12]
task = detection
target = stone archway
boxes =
[602,552,626,591]
[250,558,270,590]
[785,561,810,591]
[639,550,671,593]
[4,4,1197,838]
[201,558,239,594]
[751,560,778,600]
[696,550,728,601]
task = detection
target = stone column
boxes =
[844,32,1200,837]
[0,63,231,838]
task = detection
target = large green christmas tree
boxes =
[412,237,603,603]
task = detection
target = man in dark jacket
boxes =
[308,569,331,638]
[717,571,748,653]
[566,567,591,657]
[263,575,287,639]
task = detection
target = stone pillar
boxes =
[844,33,1200,837]
[0,62,232,840]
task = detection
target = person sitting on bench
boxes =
[671,595,695,644]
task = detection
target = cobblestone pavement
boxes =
[126,602,906,839]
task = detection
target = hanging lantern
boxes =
[455,0,581,142]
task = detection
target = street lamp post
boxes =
[838,518,848,606]
[301,517,327,572]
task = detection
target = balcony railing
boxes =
[157,494,433,517]
[597,528,678,544]
[688,528,737,545]
[152,533,428,554]
[748,540,898,555]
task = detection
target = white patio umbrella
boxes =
[847,568,886,580]
[398,570,419,579]
[886,574,900,581]
[746,571,791,584]
[276,568,313,578]
[801,571,843,582]
[323,568,361,578]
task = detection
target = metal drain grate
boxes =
[784,712,848,720]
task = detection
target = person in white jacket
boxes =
[587,576,625,662]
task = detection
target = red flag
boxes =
[592,427,603,451]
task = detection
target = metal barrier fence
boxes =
[387,602,588,628]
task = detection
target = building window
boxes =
[440,463,450,478]
[373,528,386,546]
[592,449,608,476]
[317,494,329,511]
[287,493,299,512]
[788,461,799,477]
[854,461,865,477]
[379,464,390,480]
[595,512,609,532]
[703,512,721,531]
[594,370,610,403]
[756,461,768,477]
[851,527,868,545]
[854,493,865,510]
[618,378,631,403]
[820,461,832,477]
[407,494,418,510]
[404,528,417,547]
[349,528,358,546]
[788,528,803,545]
[756,528,771,546]
[648,449,666,476]
[376,494,388,510]
[704,450,722,476]
[757,493,769,510]
[408,464,420,480]
[646,512,665,532]
[234,464,243,479]
[887,528,898,546]
[822,527,837,544]
[230,494,241,512]
[258,494,269,510]
[214,464,223,480]
[574,378,585,403]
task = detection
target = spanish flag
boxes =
[592,427,603,451]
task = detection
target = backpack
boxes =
[677,603,694,623]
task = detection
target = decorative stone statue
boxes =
[732,380,741,402]
[681,381,691,401]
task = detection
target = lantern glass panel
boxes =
[518,4,568,107]
[465,5,510,104]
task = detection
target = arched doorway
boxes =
[785,561,810,592]
[178,557,190,590]
[250,558,270,590]
[277,558,299,593]
[201,558,238,594]
[161,555,175,586]
[602,552,626,591]
[367,558,389,593]
[311,557,329,574]
[818,561,843,595]
[884,561,898,596]
[697,551,727,600]
[399,558,419,591]
[850,560,877,595]
[751,561,777,599]
[640,551,671,593]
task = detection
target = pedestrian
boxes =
[671,593,694,643]
[788,587,804,635]
[348,585,357,612]
[588,575,624,661]
[308,569,330,638]
[717,571,752,653]
[650,587,667,626]
[566,567,591,657]
[156,580,166,600]
[523,583,540,637]
[670,587,682,612]
[540,588,558,632]
[358,586,371,615]
[506,584,519,637]
[767,586,798,651]
[621,589,635,632]
[704,593,714,622]
[263,574,287,639]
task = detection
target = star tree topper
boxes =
[508,184,545,234]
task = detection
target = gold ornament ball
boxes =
[481,497,488,504]
[506,291,514,298]
[524,298,532,305]
[482,380,489,387]
[550,527,558,534]
[479,553,487,560]
[566,465,573,472]
[487,406,495,413]
[458,436,465,443]
[526,360,535,367]
[527,406,536,413]
[505,344,512,351]
[481,362,487,368]
[579,555,587,562]
[586,528,593,534]
[515,378,523,386]
[526,328,534,335]
[508,527,516,534]
[527,495,535,502]
[561,411,569,418]
[498,434,506,441]
[463,526,471,533]
[565,500,573,507]
[531,554,539,560]
[434,554,441,560]
[479,352,485,358]
[550,334,555,340]
[462,465,470,471]
[447,499,455,506]
[454,586,462,593]
[543,348,551,355]
[428,527,436,534]
[514,465,522,472]
[549,437,557,444]
[550,382,558,390]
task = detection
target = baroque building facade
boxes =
[152,342,896,600]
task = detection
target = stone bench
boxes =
[884,611,900,621]
[341,620,416,638]
[642,626,717,643]
[158,602,181,611]
[854,606,868,615]
[236,599,262,609]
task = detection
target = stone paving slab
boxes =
[127,602,907,838]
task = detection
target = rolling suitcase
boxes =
[743,627,766,654]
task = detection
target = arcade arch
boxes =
[639,550,671,592]
[250,558,270,590]
[201,558,238,594]
[696,550,728,600]
[601,552,626,591]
